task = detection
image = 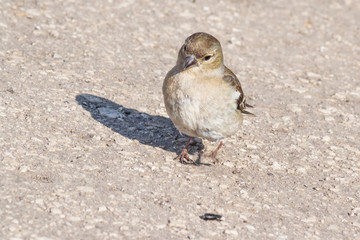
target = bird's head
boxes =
[177,32,224,72]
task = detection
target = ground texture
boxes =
[1,0,360,239]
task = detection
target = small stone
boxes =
[168,219,187,229]
[350,207,360,216]
[77,186,95,194]
[295,166,307,174]
[327,224,339,231]
[245,224,255,231]
[322,136,331,142]
[224,229,238,236]
[98,206,107,212]
[282,116,292,123]
[325,116,335,121]
[292,87,308,93]
[302,216,317,224]
[271,161,283,170]
[82,95,103,103]
[51,208,62,215]
[319,107,338,115]
[69,216,81,222]
[156,224,166,229]
[307,72,321,79]
[84,224,94,230]
[223,161,234,168]
[245,143,257,149]
[98,107,123,119]
[35,198,44,205]
[287,104,302,113]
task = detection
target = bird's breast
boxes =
[163,70,242,140]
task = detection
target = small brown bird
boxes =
[163,32,253,163]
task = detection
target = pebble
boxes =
[287,104,302,113]
[68,216,81,222]
[302,216,317,224]
[77,186,95,194]
[245,224,255,232]
[322,136,331,142]
[98,107,124,119]
[319,107,338,115]
[168,219,187,229]
[98,206,107,212]
[271,161,283,170]
[224,229,239,236]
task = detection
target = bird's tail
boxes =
[239,99,255,116]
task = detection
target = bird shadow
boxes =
[75,94,205,158]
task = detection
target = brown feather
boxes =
[223,67,254,116]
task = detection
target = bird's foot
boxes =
[175,148,194,164]
[207,151,220,164]
[206,141,223,164]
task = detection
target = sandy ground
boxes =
[1,0,360,239]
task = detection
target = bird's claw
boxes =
[206,151,220,164]
[175,148,194,164]
[206,141,223,164]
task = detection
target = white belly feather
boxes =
[166,71,243,141]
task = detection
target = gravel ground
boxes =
[1,0,360,239]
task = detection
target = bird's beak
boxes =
[184,54,197,70]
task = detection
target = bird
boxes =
[162,32,253,163]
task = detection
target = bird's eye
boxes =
[183,45,187,51]
[204,55,212,61]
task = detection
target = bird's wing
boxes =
[223,67,254,115]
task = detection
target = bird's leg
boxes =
[175,137,193,163]
[209,141,223,162]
